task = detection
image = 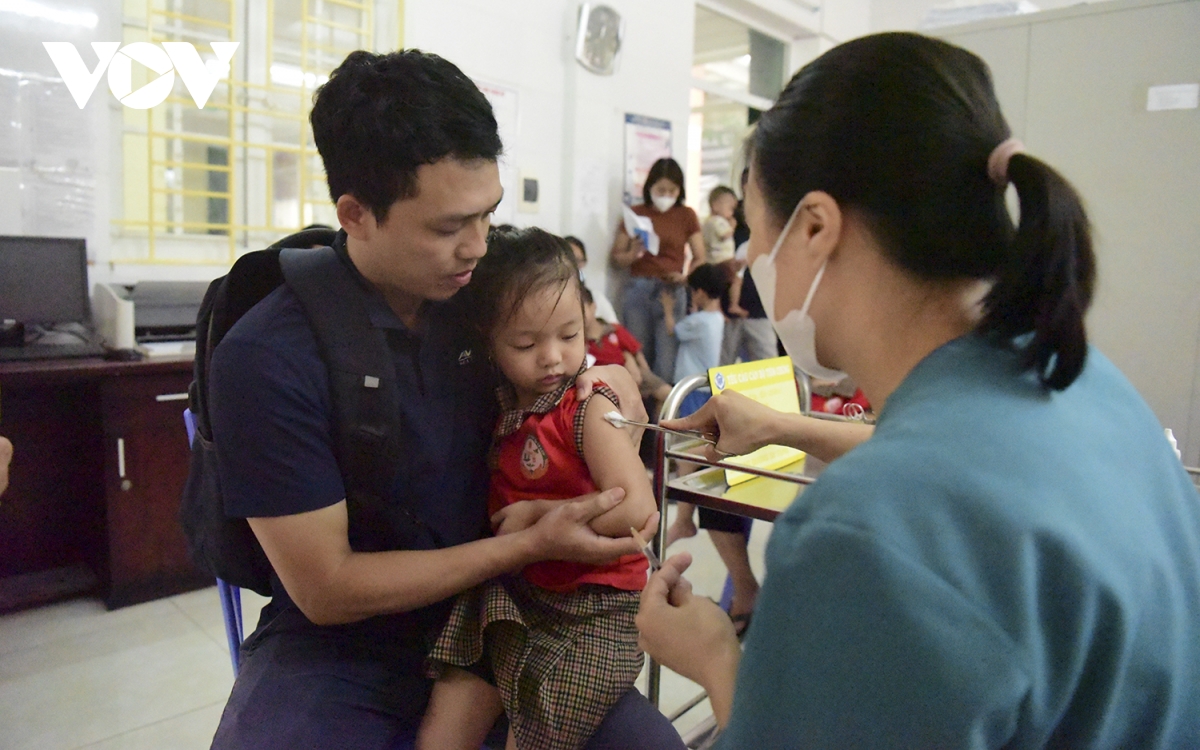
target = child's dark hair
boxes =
[687,263,729,300]
[466,226,582,339]
[708,186,737,207]
[579,285,594,305]
[642,158,686,208]
[753,32,1094,390]
[311,50,503,223]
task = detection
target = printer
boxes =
[93,281,210,349]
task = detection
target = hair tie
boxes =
[987,138,1025,185]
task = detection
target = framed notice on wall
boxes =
[623,113,671,206]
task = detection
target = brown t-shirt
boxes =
[622,203,701,280]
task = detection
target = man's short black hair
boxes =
[310,50,503,223]
[687,263,729,299]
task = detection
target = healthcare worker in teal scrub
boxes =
[639,31,1200,749]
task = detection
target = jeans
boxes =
[622,276,687,382]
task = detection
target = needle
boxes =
[630,526,662,571]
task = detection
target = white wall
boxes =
[870,0,1121,31]
[405,0,696,304]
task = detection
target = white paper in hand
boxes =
[622,206,660,256]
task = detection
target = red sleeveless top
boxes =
[489,383,648,592]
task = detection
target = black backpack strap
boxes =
[279,246,442,551]
[269,227,339,250]
[181,248,286,596]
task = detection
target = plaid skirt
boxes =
[427,575,643,750]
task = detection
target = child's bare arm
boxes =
[660,290,677,335]
[581,394,657,538]
[622,351,643,386]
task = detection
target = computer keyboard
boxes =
[0,342,107,361]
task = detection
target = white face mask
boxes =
[651,195,677,213]
[749,202,847,381]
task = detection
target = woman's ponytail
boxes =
[980,152,1095,390]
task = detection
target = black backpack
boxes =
[180,229,441,596]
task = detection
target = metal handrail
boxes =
[647,372,814,715]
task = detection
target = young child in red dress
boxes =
[582,285,671,405]
[416,227,657,750]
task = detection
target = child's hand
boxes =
[658,289,675,309]
[491,499,554,536]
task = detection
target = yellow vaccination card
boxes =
[708,356,806,486]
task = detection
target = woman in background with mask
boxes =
[638,32,1200,748]
[611,157,706,381]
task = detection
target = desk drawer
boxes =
[101,371,208,608]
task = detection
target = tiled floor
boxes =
[0,505,770,750]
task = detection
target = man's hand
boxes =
[0,435,11,497]
[728,304,750,318]
[525,488,659,565]
[637,552,740,726]
[490,499,554,536]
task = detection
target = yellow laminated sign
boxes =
[707,356,806,486]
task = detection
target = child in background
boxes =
[660,263,729,546]
[701,186,738,265]
[661,263,728,390]
[583,285,671,405]
[565,235,620,324]
[416,227,656,750]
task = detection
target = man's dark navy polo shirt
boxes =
[209,235,497,643]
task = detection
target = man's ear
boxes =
[336,194,375,241]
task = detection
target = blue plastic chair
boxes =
[183,407,244,675]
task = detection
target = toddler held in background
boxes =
[701,186,738,265]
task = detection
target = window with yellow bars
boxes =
[114,0,377,265]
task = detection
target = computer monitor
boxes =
[0,236,90,325]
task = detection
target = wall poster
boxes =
[623,113,671,206]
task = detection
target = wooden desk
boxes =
[0,356,210,611]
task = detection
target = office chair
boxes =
[183,408,244,675]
